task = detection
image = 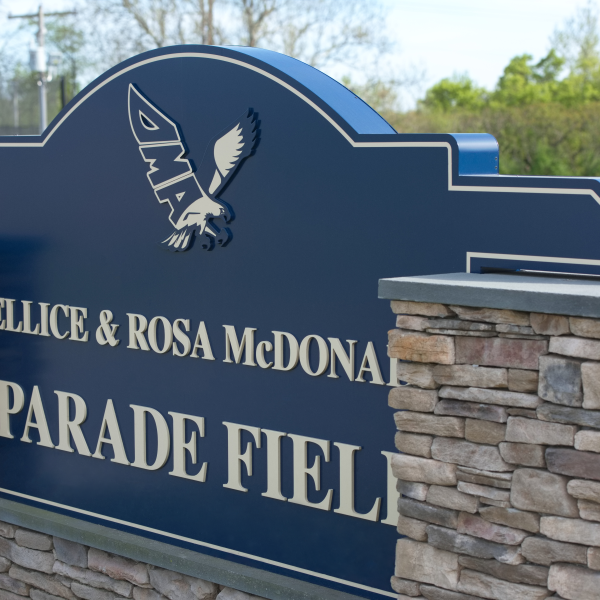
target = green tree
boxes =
[420,74,486,112]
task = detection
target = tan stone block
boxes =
[390,576,421,596]
[456,481,510,502]
[395,432,433,458]
[499,442,546,467]
[394,412,465,438]
[590,547,600,571]
[395,539,459,590]
[397,515,428,541]
[432,365,507,388]
[398,480,429,501]
[389,330,455,364]
[568,479,600,504]
[505,416,575,446]
[455,337,548,369]
[391,301,455,317]
[426,485,479,514]
[548,563,600,600]
[396,315,431,331]
[465,419,506,445]
[521,536,588,566]
[397,362,439,389]
[88,549,149,586]
[546,447,600,481]
[531,313,570,336]
[392,454,457,486]
[458,569,549,600]
[550,336,600,360]
[508,369,539,393]
[457,512,530,545]
[582,361,600,409]
[449,306,530,325]
[456,469,512,489]
[478,506,540,533]
[570,317,600,339]
[389,387,438,412]
[575,430,600,453]
[511,469,579,517]
[579,499,600,522]
[431,438,513,472]
[540,516,600,546]
[439,386,542,408]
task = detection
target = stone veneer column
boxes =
[387,300,600,600]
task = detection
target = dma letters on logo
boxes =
[128,84,259,252]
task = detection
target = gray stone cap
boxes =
[378,272,600,318]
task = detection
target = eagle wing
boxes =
[197,110,258,197]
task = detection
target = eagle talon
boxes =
[198,231,214,251]
[215,227,232,247]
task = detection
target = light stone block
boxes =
[505,416,575,446]
[448,306,530,325]
[456,482,510,502]
[391,301,455,318]
[521,536,588,566]
[589,547,600,571]
[478,506,540,533]
[575,430,600,453]
[397,515,428,541]
[396,315,431,331]
[426,485,478,514]
[394,412,465,438]
[540,516,600,547]
[530,313,570,336]
[389,387,438,412]
[390,576,421,596]
[53,538,88,569]
[398,480,429,501]
[13,530,52,552]
[148,567,218,600]
[457,512,530,545]
[395,539,459,591]
[431,438,513,472]
[8,566,74,600]
[549,336,600,360]
[53,562,133,597]
[582,361,600,409]
[392,454,457,486]
[548,563,600,600]
[397,362,438,389]
[432,365,507,389]
[567,479,600,504]
[439,386,542,408]
[578,500,600,522]
[570,317,600,339]
[395,432,433,458]
[511,469,579,517]
[0,538,53,574]
[426,525,524,565]
[457,569,549,600]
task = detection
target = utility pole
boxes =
[9,4,76,134]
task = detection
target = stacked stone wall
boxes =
[387,301,600,600]
[0,523,265,600]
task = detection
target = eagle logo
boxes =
[128,84,259,251]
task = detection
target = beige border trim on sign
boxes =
[1,52,599,206]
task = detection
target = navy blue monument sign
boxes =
[1,46,600,600]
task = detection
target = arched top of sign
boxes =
[1,44,600,203]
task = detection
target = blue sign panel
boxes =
[1,45,600,600]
